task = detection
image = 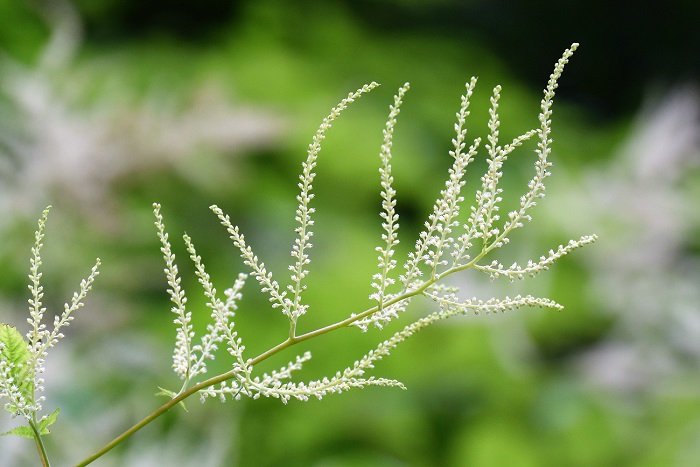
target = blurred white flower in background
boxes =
[548,85,700,393]
[0,0,284,232]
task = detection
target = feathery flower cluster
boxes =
[150,43,595,405]
[0,206,99,437]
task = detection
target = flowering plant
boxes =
[1,43,594,466]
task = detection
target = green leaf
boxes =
[1,425,34,438]
[1,409,60,438]
[0,323,31,366]
[39,407,60,434]
[0,324,35,415]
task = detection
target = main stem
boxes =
[31,418,50,467]
[73,370,233,467]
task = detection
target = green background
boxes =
[1,0,699,465]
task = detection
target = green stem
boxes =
[30,418,50,467]
[73,371,232,467]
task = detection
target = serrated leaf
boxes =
[0,324,35,415]
[39,407,59,434]
[1,408,60,438]
[0,324,31,367]
[1,425,34,438]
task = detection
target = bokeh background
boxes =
[1,0,699,465]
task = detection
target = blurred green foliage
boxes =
[1,1,699,466]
